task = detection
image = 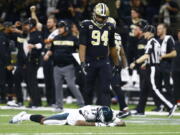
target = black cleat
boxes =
[117,111,131,118]
[168,105,177,118]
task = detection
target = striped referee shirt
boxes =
[145,38,161,65]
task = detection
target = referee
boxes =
[130,25,176,117]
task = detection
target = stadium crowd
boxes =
[0,0,180,117]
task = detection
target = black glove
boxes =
[81,62,87,75]
[112,66,121,75]
[112,66,121,86]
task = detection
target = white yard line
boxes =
[1,132,180,135]
[1,106,180,116]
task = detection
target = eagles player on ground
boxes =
[9,105,125,127]
[79,3,119,106]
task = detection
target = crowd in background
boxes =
[0,0,180,113]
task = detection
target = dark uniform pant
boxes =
[43,59,55,105]
[110,68,127,111]
[85,58,111,106]
[14,66,28,104]
[136,65,173,113]
[26,63,41,106]
[172,71,180,103]
[0,67,7,102]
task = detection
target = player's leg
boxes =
[14,66,24,105]
[43,112,69,125]
[64,65,84,107]
[98,59,111,106]
[162,71,173,101]
[134,68,150,114]
[150,66,176,116]
[9,111,44,124]
[0,67,7,103]
[84,61,97,105]
[53,66,64,110]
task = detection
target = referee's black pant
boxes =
[136,65,173,113]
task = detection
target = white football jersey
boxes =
[67,105,117,125]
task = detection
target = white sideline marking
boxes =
[1,106,180,116]
[1,132,180,135]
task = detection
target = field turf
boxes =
[0,104,180,135]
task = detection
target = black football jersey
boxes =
[79,20,116,60]
[51,34,78,66]
[14,33,27,66]
[136,37,147,58]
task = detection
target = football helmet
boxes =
[97,106,113,123]
[93,3,109,27]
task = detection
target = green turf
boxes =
[1,108,180,135]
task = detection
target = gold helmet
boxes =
[93,3,110,27]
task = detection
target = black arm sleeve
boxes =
[79,21,88,46]
[167,37,175,53]
[0,39,11,67]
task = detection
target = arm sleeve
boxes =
[109,26,116,48]
[79,21,88,46]
[167,36,175,52]
[145,41,153,54]
[0,40,11,66]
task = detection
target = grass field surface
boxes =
[0,104,180,135]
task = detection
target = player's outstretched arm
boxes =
[75,120,107,127]
[108,118,126,127]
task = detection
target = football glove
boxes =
[95,122,107,127]
[112,66,121,86]
[81,62,87,75]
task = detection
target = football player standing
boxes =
[79,3,119,106]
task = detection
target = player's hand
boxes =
[112,66,121,74]
[30,5,36,12]
[141,63,147,70]
[43,54,49,61]
[130,63,135,69]
[6,65,14,71]
[160,55,165,60]
[27,44,34,51]
[95,122,107,127]
[81,62,87,75]
[107,123,116,127]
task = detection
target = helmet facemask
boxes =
[93,3,109,27]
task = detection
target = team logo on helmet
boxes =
[93,3,110,28]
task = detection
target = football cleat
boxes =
[117,111,130,118]
[9,111,27,124]
[168,105,177,118]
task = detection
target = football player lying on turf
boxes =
[9,105,125,127]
